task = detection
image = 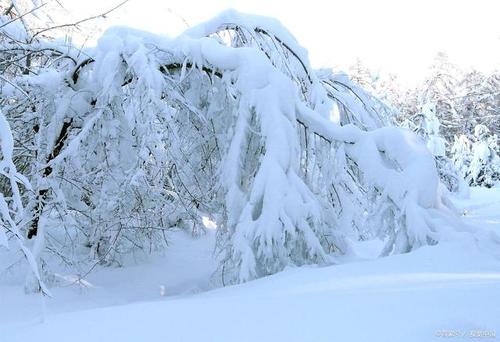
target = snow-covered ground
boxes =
[1,187,499,342]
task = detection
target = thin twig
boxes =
[0,3,47,29]
[30,0,130,41]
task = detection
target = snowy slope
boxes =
[1,188,499,342]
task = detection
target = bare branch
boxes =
[30,0,130,41]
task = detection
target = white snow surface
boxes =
[1,187,499,341]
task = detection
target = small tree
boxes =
[451,134,472,184]
[466,125,500,187]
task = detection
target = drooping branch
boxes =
[213,23,313,84]
[72,58,224,85]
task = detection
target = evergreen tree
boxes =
[467,125,500,187]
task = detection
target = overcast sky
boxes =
[60,0,500,86]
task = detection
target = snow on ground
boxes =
[1,187,499,342]
[454,187,500,232]
[0,231,217,325]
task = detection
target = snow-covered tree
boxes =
[466,125,500,187]
[418,52,462,141]
[1,9,465,287]
[402,101,466,193]
[450,126,499,188]
[455,70,500,139]
[348,58,375,91]
[450,134,471,183]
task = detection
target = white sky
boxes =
[60,0,500,86]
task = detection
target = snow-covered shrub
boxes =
[1,9,459,286]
